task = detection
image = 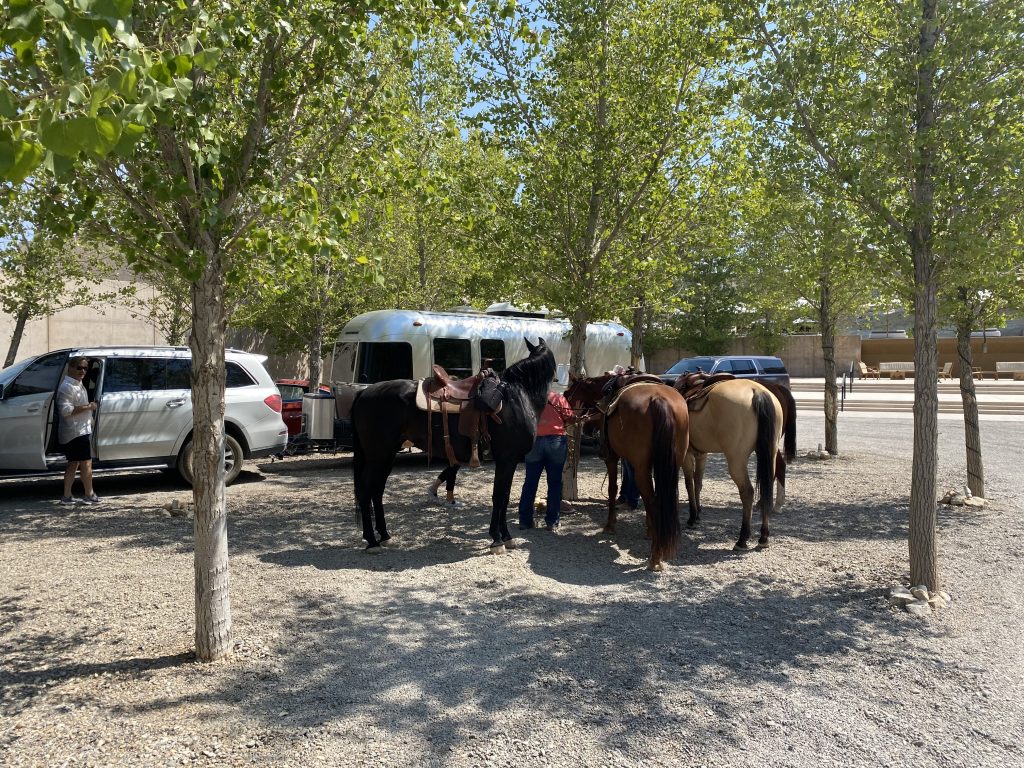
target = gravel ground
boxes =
[2,410,1023,768]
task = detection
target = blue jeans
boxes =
[518,435,568,527]
[618,459,640,509]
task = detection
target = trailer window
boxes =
[433,338,472,379]
[333,342,357,382]
[480,339,506,373]
[356,342,413,383]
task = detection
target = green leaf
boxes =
[193,47,222,70]
[39,117,81,157]
[42,115,122,157]
[91,0,134,20]
[43,149,76,179]
[113,122,145,156]
[0,86,17,118]
[0,137,43,183]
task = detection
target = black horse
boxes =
[351,337,556,552]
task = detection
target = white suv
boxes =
[0,346,288,485]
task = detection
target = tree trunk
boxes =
[907,0,940,592]
[956,326,984,497]
[4,304,31,368]
[308,316,324,391]
[631,298,646,370]
[563,312,591,501]
[818,280,839,454]
[190,242,233,662]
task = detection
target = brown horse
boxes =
[564,374,689,571]
[673,376,784,550]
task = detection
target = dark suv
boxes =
[658,355,791,388]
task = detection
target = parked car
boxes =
[275,379,332,437]
[658,355,791,388]
[0,347,288,485]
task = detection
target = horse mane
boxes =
[501,341,556,412]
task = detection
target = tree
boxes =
[472,0,741,375]
[738,168,877,454]
[741,0,1024,590]
[0,182,126,366]
[29,0,467,662]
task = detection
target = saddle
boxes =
[675,371,736,411]
[597,374,666,414]
[415,365,502,469]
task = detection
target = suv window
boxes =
[7,354,66,398]
[357,342,413,383]
[104,358,255,393]
[226,363,256,388]
[433,338,472,379]
[104,358,168,393]
[726,359,757,375]
[277,384,305,401]
[760,358,787,374]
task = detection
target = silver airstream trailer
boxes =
[318,307,637,448]
[330,308,638,387]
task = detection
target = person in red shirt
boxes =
[518,389,574,531]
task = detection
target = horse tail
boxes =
[777,385,797,462]
[752,390,776,517]
[649,396,681,564]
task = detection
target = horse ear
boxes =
[536,337,546,348]
[524,337,537,353]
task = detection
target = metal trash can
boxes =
[301,393,336,441]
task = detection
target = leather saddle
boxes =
[597,374,666,415]
[414,366,501,469]
[675,371,736,411]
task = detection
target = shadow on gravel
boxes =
[132,578,937,759]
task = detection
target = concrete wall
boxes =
[863,337,1024,378]
[0,280,166,364]
[646,335,864,377]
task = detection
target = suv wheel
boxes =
[178,434,245,486]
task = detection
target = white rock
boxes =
[964,496,986,507]
[905,600,931,617]
[949,494,965,506]
[888,592,915,607]
[911,586,929,600]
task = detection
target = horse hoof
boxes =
[502,537,518,550]
[379,536,392,547]
[755,541,769,551]
[647,561,665,572]
[488,541,506,554]
[365,543,383,554]
[733,542,749,551]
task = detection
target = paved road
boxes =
[790,378,1024,419]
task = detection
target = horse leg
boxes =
[773,453,786,513]
[727,456,755,551]
[490,460,517,552]
[632,463,656,542]
[681,451,698,527]
[370,464,393,548]
[604,456,619,533]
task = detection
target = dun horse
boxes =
[673,376,787,550]
[350,338,556,552]
[565,374,689,571]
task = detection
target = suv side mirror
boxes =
[0,382,6,400]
